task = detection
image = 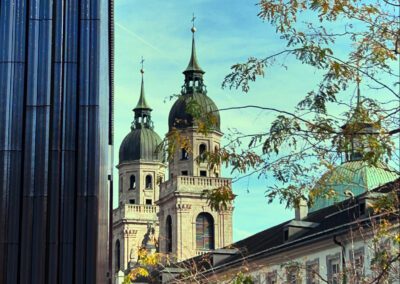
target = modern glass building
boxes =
[0,1,114,283]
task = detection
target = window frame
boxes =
[196,212,215,250]
[145,174,153,189]
[349,247,365,284]
[115,239,121,272]
[129,174,136,190]
[199,143,207,162]
[326,253,341,284]
[286,266,301,284]
[306,258,320,284]
[181,148,189,160]
[166,215,172,253]
[266,270,277,284]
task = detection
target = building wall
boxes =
[210,234,398,284]
[112,160,165,279]
[0,1,113,283]
[159,127,233,262]
[118,161,165,206]
[112,219,160,273]
[168,129,222,179]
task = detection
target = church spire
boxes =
[132,58,153,130]
[182,15,207,95]
[184,14,204,75]
[134,57,151,111]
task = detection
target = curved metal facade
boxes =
[0,0,113,283]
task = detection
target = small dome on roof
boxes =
[309,161,398,212]
[119,128,163,163]
[168,93,220,131]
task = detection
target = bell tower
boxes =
[112,62,166,278]
[340,84,379,163]
[157,21,233,261]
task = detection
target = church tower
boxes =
[158,23,233,261]
[112,64,166,276]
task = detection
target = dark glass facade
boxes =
[0,0,114,283]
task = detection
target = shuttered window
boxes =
[196,213,214,250]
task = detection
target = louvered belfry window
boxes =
[196,213,214,250]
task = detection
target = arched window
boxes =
[166,215,172,252]
[145,175,152,189]
[129,175,136,189]
[199,144,207,162]
[181,148,188,160]
[196,213,214,250]
[115,240,121,271]
[199,144,206,155]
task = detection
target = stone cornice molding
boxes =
[176,203,192,211]
[123,229,138,237]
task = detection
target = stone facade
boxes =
[158,128,233,261]
[117,161,166,207]
[167,129,222,179]
[112,24,234,279]
[112,160,165,276]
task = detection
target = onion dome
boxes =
[119,66,163,163]
[309,161,398,212]
[168,93,220,131]
[168,21,220,131]
[310,86,398,212]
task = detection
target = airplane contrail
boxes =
[115,22,180,66]
[115,22,241,108]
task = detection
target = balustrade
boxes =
[160,176,231,198]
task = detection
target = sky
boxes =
[112,0,379,241]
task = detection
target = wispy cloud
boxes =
[115,22,181,67]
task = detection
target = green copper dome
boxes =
[309,161,398,212]
[119,128,163,163]
[119,65,163,164]
[168,93,220,131]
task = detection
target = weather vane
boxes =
[140,56,144,74]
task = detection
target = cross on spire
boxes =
[191,13,196,28]
[140,56,145,74]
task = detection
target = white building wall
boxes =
[237,236,399,284]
